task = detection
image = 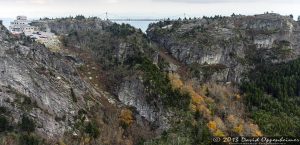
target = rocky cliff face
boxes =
[29,18,171,143]
[147,13,300,83]
[2,13,300,144]
[0,27,84,138]
[40,18,170,127]
[0,22,156,145]
[118,76,170,131]
[31,17,112,34]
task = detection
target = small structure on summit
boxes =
[9,16,37,34]
[8,15,61,52]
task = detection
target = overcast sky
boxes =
[0,0,300,19]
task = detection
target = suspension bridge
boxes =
[108,18,164,21]
[99,12,193,22]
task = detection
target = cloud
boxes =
[105,0,119,3]
[30,0,48,4]
[14,0,49,4]
[152,0,298,3]
[153,0,237,3]
[1,0,300,19]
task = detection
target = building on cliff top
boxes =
[9,16,37,34]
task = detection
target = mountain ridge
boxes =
[0,13,299,144]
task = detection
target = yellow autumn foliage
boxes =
[249,123,262,136]
[214,117,227,131]
[169,73,212,119]
[197,105,211,118]
[255,130,263,137]
[213,129,225,137]
[197,84,209,97]
[192,95,204,105]
[84,136,91,144]
[168,73,184,89]
[190,104,211,118]
[79,136,90,145]
[182,82,206,107]
[233,124,244,135]
[58,140,67,145]
[191,119,197,127]
[120,109,134,126]
[168,73,263,138]
[227,114,238,125]
[204,97,214,105]
[183,83,195,96]
[208,121,217,131]
[235,94,241,100]
[190,104,197,111]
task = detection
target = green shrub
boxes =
[146,111,211,145]
[252,110,300,136]
[241,58,300,136]
[0,115,8,132]
[128,56,191,110]
[108,23,136,37]
[20,115,36,132]
[75,15,85,20]
[85,121,100,138]
[0,106,7,114]
[19,134,40,145]
[70,88,77,103]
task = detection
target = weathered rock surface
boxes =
[148,13,300,83]
[2,13,300,144]
[0,24,91,138]
[118,76,170,131]
[31,18,112,34]
[0,19,159,144]
[37,18,169,133]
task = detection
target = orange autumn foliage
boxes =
[120,109,134,126]
[168,73,263,137]
[255,130,263,136]
[191,94,204,105]
[249,123,262,136]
